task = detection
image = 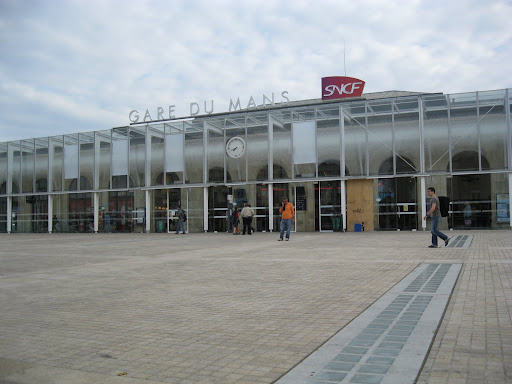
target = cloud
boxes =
[0,0,511,142]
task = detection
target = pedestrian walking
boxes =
[423,187,450,248]
[175,206,186,234]
[240,202,255,235]
[278,197,295,241]
[232,206,240,235]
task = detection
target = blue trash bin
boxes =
[354,223,362,232]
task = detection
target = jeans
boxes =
[176,219,185,233]
[280,219,292,239]
[430,215,448,246]
[242,217,253,234]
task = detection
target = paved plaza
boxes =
[0,230,511,384]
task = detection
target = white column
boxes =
[7,196,12,233]
[341,180,347,231]
[268,184,273,232]
[48,195,53,233]
[93,192,99,233]
[203,186,208,232]
[421,177,427,230]
[145,190,151,233]
[509,173,512,229]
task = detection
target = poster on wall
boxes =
[496,193,509,223]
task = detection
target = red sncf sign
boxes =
[321,76,365,100]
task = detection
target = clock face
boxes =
[226,136,246,159]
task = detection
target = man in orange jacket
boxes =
[278,197,295,241]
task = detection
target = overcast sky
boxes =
[0,0,511,142]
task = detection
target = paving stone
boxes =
[0,231,510,384]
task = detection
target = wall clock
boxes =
[226,136,246,159]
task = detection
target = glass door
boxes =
[377,177,417,230]
[318,181,342,231]
[168,188,188,233]
[208,186,230,232]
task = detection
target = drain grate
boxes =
[446,234,473,248]
[276,263,462,384]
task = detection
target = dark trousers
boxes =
[242,217,253,234]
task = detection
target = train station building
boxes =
[0,77,510,234]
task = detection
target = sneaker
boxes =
[285,238,289,241]
[444,237,451,247]
[428,245,437,248]
[278,238,283,241]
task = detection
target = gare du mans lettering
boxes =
[129,91,290,123]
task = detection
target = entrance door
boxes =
[377,177,417,230]
[273,183,293,233]
[167,189,187,233]
[208,186,230,232]
[317,181,342,231]
[448,174,491,229]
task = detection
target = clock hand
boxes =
[232,146,238,151]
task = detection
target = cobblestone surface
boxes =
[0,230,510,383]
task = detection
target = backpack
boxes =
[183,212,187,222]
[438,196,450,217]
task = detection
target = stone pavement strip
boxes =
[0,231,510,384]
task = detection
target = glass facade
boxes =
[0,88,510,233]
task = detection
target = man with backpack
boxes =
[175,205,186,234]
[423,187,450,248]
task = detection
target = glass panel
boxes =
[0,143,8,194]
[367,100,393,176]
[132,190,145,233]
[448,174,492,229]
[394,98,420,174]
[208,185,230,231]
[149,124,164,186]
[207,117,225,183]
[51,194,68,232]
[226,185,263,233]
[107,190,133,232]
[317,105,340,177]
[423,94,450,173]
[450,92,478,172]
[96,130,111,189]
[271,110,292,180]
[318,181,342,231]
[185,119,203,184]
[50,136,63,192]
[490,173,509,229]
[35,138,48,192]
[64,134,79,191]
[292,108,316,178]
[0,197,7,232]
[21,139,34,193]
[225,115,246,183]
[79,132,94,191]
[151,189,167,232]
[112,127,128,188]
[255,184,269,232]
[344,101,366,176]
[32,195,48,232]
[167,188,187,233]
[15,195,48,233]
[479,90,507,170]
[188,187,203,232]
[247,111,268,182]
[165,122,184,185]
[376,177,417,230]
[129,126,145,187]
[8,141,21,194]
[68,193,93,232]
